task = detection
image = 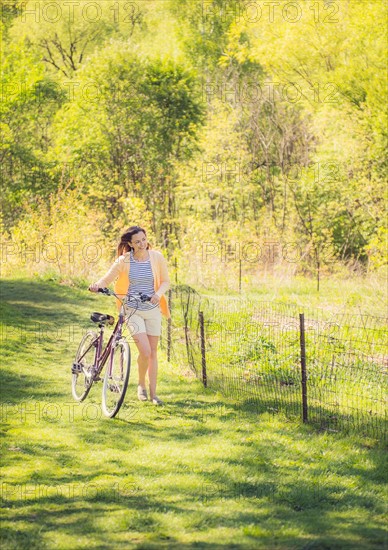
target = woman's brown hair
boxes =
[117,226,150,256]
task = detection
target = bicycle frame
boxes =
[93,302,127,378]
[75,290,149,381]
[79,295,144,382]
[72,288,151,413]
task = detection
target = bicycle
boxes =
[71,288,151,418]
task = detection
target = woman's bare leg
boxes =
[147,335,159,399]
[132,333,151,388]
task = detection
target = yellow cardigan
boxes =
[95,250,171,318]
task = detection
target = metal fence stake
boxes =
[199,311,207,388]
[299,313,308,423]
[239,259,242,293]
[167,289,172,362]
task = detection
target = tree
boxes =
[52,43,205,249]
[0,34,65,226]
[8,0,146,76]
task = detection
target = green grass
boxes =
[196,271,388,317]
[0,276,387,549]
[169,292,387,440]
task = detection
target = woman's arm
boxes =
[154,254,170,298]
[89,257,124,291]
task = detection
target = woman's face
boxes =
[130,231,147,253]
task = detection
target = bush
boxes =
[1,185,110,283]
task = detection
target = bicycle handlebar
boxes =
[97,288,152,302]
[97,288,112,295]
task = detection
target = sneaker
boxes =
[151,396,164,406]
[137,385,148,401]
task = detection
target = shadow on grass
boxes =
[0,368,52,401]
[2,473,386,549]
[1,278,387,549]
[0,278,108,331]
[2,392,386,550]
[205,376,387,445]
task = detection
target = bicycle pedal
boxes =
[71,363,83,374]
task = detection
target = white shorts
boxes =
[125,306,162,337]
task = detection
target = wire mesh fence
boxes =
[304,310,387,438]
[162,286,387,442]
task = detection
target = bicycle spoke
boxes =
[71,331,98,402]
[102,340,131,417]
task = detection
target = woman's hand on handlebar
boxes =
[88,283,100,292]
[150,294,160,305]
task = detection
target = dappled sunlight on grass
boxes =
[1,278,386,549]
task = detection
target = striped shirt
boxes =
[126,251,157,310]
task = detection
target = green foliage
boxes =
[170,0,241,71]
[366,226,388,271]
[8,0,147,76]
[0,35,66,225]
[52,43,204,244]
[218,0,387,268]
[2,0,386,280]
[1,185,110,281]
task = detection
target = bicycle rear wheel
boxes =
[102,339,131,418]
[72,330,98,402]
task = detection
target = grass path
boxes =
[0,278,386,549]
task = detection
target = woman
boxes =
[89,226,171,405]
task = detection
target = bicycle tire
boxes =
[71,330,98,402]
[102,339,131,418]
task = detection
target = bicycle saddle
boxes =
[90,312,115,325]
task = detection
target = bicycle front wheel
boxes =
[72,330,98,402]
[102,339,131,418]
